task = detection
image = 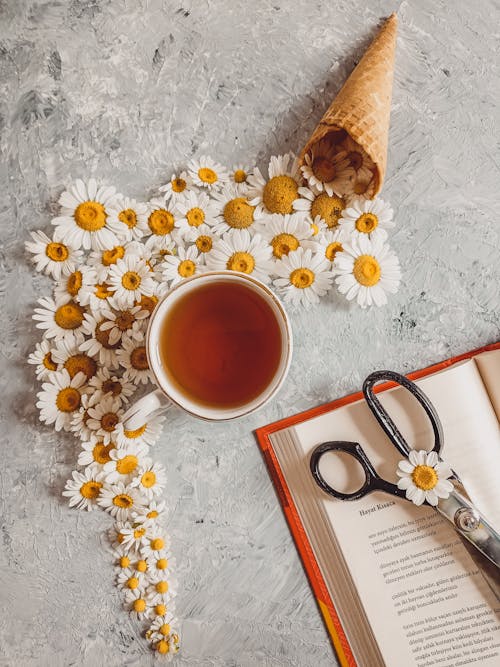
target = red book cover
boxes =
[255,342,500,667]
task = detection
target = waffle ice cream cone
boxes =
[299,13,398,196]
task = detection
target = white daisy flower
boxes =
[108,520,134,551]
[86,395,124,444]
[113,547,134,570]
[88,367,137,405]
[161,245,203,286]
[313,228,347,267]
[53,265,97,304]
[180,223,219,259]
[273,247,334,309]
[229,163,253,188]
[343,174,377,202]
[158,171,193,204]
[338,197,394,242]
[70,393,102,443]
[257,213,313,260]
[149,631,180,657]
[116,332,153,385]
[107,196,149,242]
[144,200,178,252]
[87,243,129,282]
[396,450,454,507]
[98,305,149,346]
[339,134,376,182]
[210,184,257,235]
[62,467,104,511]
[115,412,166,449]
[293,186,346,230]
[116,567,148,592]
[52,178,118,251]
[145,575,177,606]
[51,339,98,382]
[117,524,153,555]
[102,443,150,484]
[140,534,169,560]
[187,156,229,191]
[335,235,401,308]
[247,153,301,218]
[133,500,167,528]
[25,230,83,280]
[107,255,156,309]
[146,548,175,577]
[79,313,121,370]
[36,369,88,431]
[125,588,153,620]
[130,462,167,500]
[301,138,354,197]
[77,274,116,316]
[134,293,159,316]
[174,190,218,239]
[77,437,116,472]
[28,340,58,381]
[97,481,145,521]
[206,228,274,283]
[147,612,176,643]
[33,296,87,345]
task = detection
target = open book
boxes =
[255,344,500,667]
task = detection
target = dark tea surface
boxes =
[159,281,283,409]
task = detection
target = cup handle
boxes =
[122,390,171,431]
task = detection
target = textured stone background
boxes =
[1,1,499,665]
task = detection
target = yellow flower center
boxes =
[95,321,121,349]
[136,294,158,313]
[133,599,147,613]
[195,235,213,253]
[262,175,298,214]
[157,640,169,655]
[56,387,81,412]
[156,558,168,570]
[80,480,102,499]
[116,455,139,475]
[94,282,113,300]
[223,198,255,229]
[121,271,141,291]
[160,624,171,636]
[310,193,345,228]
[126,576,139,589]
[150,538,164,551]
[43,351,57,371]
[233,169,247,183]
[102,379,122,396]
[271,233,299,259]
[353,255,381,287]
[226,251,255,274]
[147,510,159,519]
[119,556,130,568]
[66,271,82,297]
[117,532,125,544]
[354,180,371,195]
[290,268,315,289]
[310,223,319,236]
[46,242,69,262]
[186,207,205,227]
[312,156,337,183]
[348,150,363,170]
[124,423,147,439]
[148,209,175,236]
[113,493,134,509]
[178,259,196,278]
[130,346,149,370]
[64,354,97,380]
[325,241,343,262]
[136,558,148,571]
[155,581,168,594]
[118,209,137,229]
[54,302,85,330]
[92,442,114,464]
[355,213,378,234]
[155,604,167,616]
[101,412,119,432]
[198,167,217,184]
[141,471,157,488]
[411,465,438,491]
[102,246,125,266]
[74,201,107,231]
[171,177,186,193]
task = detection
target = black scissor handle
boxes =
[310,440,405,501]
[363,371,444,459]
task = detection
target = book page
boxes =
[291,360,500,667]
[475,349,500,421]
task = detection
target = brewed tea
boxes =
[159,281,282,409]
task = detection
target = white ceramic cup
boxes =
[122,271,293,429]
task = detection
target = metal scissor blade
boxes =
[459,536,500,603]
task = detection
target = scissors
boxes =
[310,371,500,592]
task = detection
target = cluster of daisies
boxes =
[25,147,401,655]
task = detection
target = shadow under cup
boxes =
[147,272,293,420]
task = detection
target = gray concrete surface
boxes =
[1,1,499,665]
